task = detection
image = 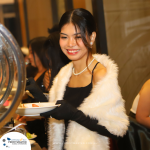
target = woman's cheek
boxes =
[59,40,66,53]
[77,39,84,47]
[59,39,64,48]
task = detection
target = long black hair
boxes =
[43,31,70,87]
[28,37,47,68]
[59,8,96,52]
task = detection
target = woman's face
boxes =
[28,45,40,67]
[59,23,89,61]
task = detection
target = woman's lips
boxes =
[66,49,79,55]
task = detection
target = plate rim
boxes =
[6,102,58,109]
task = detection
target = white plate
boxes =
[29,140,35,145]
[6,102,57,116]
[24,114,42,118]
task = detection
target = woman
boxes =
[40,8,129,150]
[117,80,150,150]
[28,37,48,93]
[17,37,49,150]
[130,79,150,127]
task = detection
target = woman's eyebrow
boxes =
[60,33,67,36]
[60,33,81,36]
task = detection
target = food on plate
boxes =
[26,132,32,139]
[26,132,37,139]
[19,103,40,108]
[32,104,39,107]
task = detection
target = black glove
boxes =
[26,77,48,102]
[40,100,79,120]
[40,100,119,139]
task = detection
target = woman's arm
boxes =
[136,80,150,128]
[43,69,51,92]
[40,100,119,139]
[72,110,120,139]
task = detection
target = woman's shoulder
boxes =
[92,63,107,84]
[93,54,118,75]
[140,79,150,97]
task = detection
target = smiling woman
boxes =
[59,23,96,63]
[39,8,129,150]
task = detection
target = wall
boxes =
[103,0,150,113]
[26,0,53,40]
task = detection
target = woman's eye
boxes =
[60,36,67,39]
[75,36,81,39]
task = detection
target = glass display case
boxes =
[0,23,26,128]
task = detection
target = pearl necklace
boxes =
[73,58,95,76]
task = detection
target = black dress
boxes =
[62,63,99,150]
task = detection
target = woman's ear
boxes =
[90,32,96,46]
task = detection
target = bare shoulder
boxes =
[136,79,150,123]
[92,63,107,85]
[140,79,150,99]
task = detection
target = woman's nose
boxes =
[68,37,76,47]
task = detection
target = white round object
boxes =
[0,132,31,150]
[6,102,57,116]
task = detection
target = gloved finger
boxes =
[27,77,36,84]
[26,78,30,86]
[55,100,65,105]
[25,85,32,91]
[40,107,59,117]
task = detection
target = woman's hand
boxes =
[26,77,48,102]
[16,115,37,122]
[40,100,78,120]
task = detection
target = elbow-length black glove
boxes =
[26,77,48,102]
[40,100,119,139]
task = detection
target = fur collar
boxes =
[48,54,129,150]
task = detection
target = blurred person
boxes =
[130,79,150,128]
[17,37,48,150]
[117,80,150,150]
[27,37,48,93]
[21,46,37,78]
[17,33,70,150]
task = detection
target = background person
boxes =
[130,79,150,128]
[17,37,49,150]
[17,32,70,150]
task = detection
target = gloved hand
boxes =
[40,100,119,139]
[40,100,78,120]
[26,77,48,102]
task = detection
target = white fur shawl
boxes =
[48,54,129,150]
